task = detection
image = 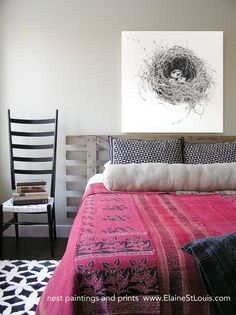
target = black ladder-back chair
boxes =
[0,109,58,258]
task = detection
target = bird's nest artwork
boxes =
[138,44,215,119]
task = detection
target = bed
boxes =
[36,135,236,315]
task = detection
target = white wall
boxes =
[0,0,236,229]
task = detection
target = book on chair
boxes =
[14,179,48,205]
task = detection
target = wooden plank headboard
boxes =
[66,136,109,217]
[66,135,236,218]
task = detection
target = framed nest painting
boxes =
[122,31,223,133]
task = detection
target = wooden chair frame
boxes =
[0,109,58,258]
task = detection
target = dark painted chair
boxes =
[0,109,58,258]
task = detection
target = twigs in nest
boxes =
[138,45,214,114]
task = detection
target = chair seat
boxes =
[2,198,54,213]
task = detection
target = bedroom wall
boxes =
[0,0,236,234]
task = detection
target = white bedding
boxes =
[85,174,103,190]
[103,162,236,192]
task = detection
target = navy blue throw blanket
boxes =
[182,232,236,315]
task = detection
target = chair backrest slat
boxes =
[15,169,53,175]
[13,157,53,162]
[10,118,55,124]
[11,131,55,137]
[8,109,58,196]
[12,144,54,150]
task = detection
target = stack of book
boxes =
[13,179,48,206]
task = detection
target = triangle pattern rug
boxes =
[0,260,59,315]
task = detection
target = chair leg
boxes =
[47,205,54,258]
[52,204,57,240]
[0,204,3,259]
[14,213,19,240]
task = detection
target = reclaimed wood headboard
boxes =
[66,135,109,217]
[66,135,236,218]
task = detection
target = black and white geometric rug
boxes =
[0,260,59,315]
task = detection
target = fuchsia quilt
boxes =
[36,183,236,315]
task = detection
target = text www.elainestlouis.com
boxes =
[47,294,231,304]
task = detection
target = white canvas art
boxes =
[122,31,223,133]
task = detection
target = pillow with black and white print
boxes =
[184,141,236,164]
[108,136,183,164]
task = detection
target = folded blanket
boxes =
[182,232,236,315]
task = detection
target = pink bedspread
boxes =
[36,184,236,315]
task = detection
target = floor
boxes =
[1,237,68,260]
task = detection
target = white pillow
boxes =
[104,160,111,168]
[103,162,236,192]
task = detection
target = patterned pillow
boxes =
[108,136,183,164]
[184,141,236,164]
